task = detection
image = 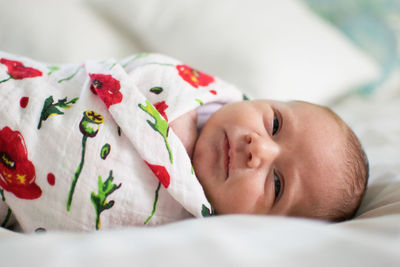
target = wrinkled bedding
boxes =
[0,215,399,267]
[0,52,243,232]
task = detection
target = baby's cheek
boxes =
[220,176,265,214]
[192,135,220,175]
[192,145,206,177]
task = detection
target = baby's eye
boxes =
[272,115,280,135]
[274,172,281,198]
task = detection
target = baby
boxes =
[172,99,369,222]
[0,52,368,232]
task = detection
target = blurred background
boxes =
[0,0,399,104]
[304,0,400,94]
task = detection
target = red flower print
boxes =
[0,127,41,200]
[47,173,55,186]
[0,58,42,82]
[176,65,214,88]
[89,74,123,108]
[145,161,170,188]
[154,101,169,122]
[20,97,29,108]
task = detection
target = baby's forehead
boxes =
[281,102,349,215]
[289,100,330,115]
[290,101,347,132]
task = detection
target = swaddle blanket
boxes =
[0,52,244,232]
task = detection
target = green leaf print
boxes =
[195,98,204,105]
[150,87,163,94]
[138,100,173,163]
[100,143,111,160]
[201,204,214,217]
[37,96,79,129]
[91,170,122,230]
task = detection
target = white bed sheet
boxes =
[0,214,399,267]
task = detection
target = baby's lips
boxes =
[223,133,229,179]
[223,132,234,180]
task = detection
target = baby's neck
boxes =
[170,102,226,159]
[170,109,199,159]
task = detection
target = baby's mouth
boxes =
[223,132,230,179]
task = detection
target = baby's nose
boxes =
[246,132,279,169]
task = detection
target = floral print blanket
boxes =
[0,52,244,232]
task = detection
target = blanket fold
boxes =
[0,52,244,232]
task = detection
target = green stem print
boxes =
[38,96,79,129]
[121,53,150,68]
[0,188,4,201]
[67,135,87,211]
[144,181,161,225]
[58,65,83,83]
[67,111,104,211]
[90,170,121,230]
[1,208,12,228]
[109,63,117,70]
[0,189,12,227]
[0,76,12,83]
[46,65,59,75]
[138,100,173,163]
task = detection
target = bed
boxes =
[0,0,399,266]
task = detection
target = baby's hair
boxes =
[314,104,369,222]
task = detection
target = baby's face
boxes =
[192,100,346,219]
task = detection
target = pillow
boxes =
[0,0,139,63]
[87,0,380,104]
